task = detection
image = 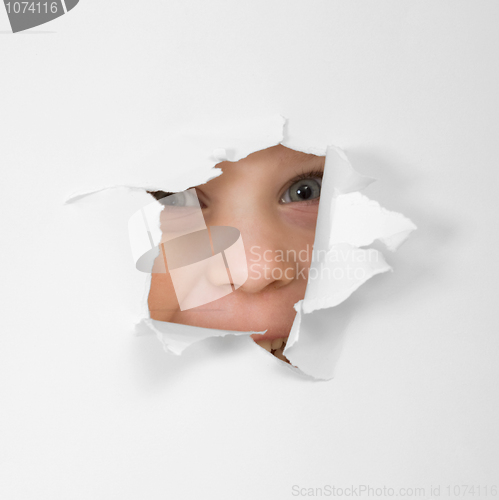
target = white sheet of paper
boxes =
[2,1,499,498]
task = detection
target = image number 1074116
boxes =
[2,0,79,32]
[5,2,60,14]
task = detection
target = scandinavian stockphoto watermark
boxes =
[249,244,381,282]
[129,188,380,310]
[2,0,79,33]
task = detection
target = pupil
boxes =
[296,184,312,200]
[164,194,183,206]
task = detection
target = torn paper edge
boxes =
[282,146,416,379]
[64,115,287,204]
[66,114,416,381]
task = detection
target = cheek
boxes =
[279,203,320,233]
[267,206,319,275]
[148,256,180,321]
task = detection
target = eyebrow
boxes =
[284,148,325,160]
[287,154,325,174]
[280,150,325,168]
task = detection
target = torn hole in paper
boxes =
[139,144,325,365]
[69,115,416,380]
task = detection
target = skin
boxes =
[148,144,324,342]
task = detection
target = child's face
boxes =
[148,145,324,350]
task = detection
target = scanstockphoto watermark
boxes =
[291,484,498,497]
[292,485,426,497]
[248,244,381,282]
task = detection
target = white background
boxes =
[1,1,498,499]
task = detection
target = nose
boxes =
[208,208,297,294]
[240,234,297,293]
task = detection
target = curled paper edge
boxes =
[63,115,286,204]
[67,115,416,380]
[282,147,416,379]
[141,140,415,380]
[136,318,266,356]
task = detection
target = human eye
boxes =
[280,172,322,204]
[151,190,200,208]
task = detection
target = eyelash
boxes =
[148,190,174,201]
[285,169,324,187]
[279,168,324,203]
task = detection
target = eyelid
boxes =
[290,169,324,183]
[148,189,207,207]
